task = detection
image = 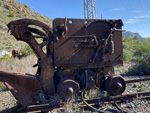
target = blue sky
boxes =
[17,0,150,38]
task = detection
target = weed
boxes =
[73,104,80,112]
[0,82,8,91]
[63,97,81,113]
[138,87,150,92]
[0,54,14,61]
[35,90,47,104]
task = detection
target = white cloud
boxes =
[124,19,139,24]
[125,14,150,24]
[132,10,145,13]
[134,15,150,18]
[110,8,125,11]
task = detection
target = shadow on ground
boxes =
[0,104,25,113]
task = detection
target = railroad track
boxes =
[26,77,150,113]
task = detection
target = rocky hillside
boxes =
[0,0,52,50]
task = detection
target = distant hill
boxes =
[123,31,143,38]
[0,0,52,50]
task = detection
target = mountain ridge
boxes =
[123,31,143,38]
[0,0,52,50]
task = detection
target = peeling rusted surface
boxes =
[7,19,55,95]
[53,18,123,68]
[0,69,40,107]
[7,19,51,58]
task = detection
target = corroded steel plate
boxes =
[53,18,123,68]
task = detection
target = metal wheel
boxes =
[105,75,126,96]
[57,79,80,100]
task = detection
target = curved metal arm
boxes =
[7,19,55,95]
[7,19,53,59]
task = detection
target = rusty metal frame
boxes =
[53,18,123,68]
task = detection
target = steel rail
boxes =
[26,91,150,113]
[125,77,150,84]
[27,103,64,113]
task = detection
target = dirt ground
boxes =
[0,91,18,113]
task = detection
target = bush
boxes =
[123,49,133,62]
[123,38,150,75]
[0,25,3,29]
[0,54,14,61]
[0,82,8,91]
[8,12,15,18]
[18,45,34,58]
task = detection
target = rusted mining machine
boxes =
[0,18,150,112]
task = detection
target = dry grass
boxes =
[87,88,100,99]
[63,97,82,113]
[0,55,37,74]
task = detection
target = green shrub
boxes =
[18,45,34,58]
[0,25,3,29]
[0,82,8,91]
[124,38,150,75]
[8,12,15,18]
[123,49,133,62]
[0,54,14,61]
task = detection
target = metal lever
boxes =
[64,16,67,29]
[54,17,68,40]
[60,16,67,37]
[114,28,126,32]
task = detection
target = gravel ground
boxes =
[0,76,150,113]
[0,91,18,113]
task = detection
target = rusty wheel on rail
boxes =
[105,75,126,96]
[57,79,80,100]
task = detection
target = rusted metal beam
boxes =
[0,69,41,107]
